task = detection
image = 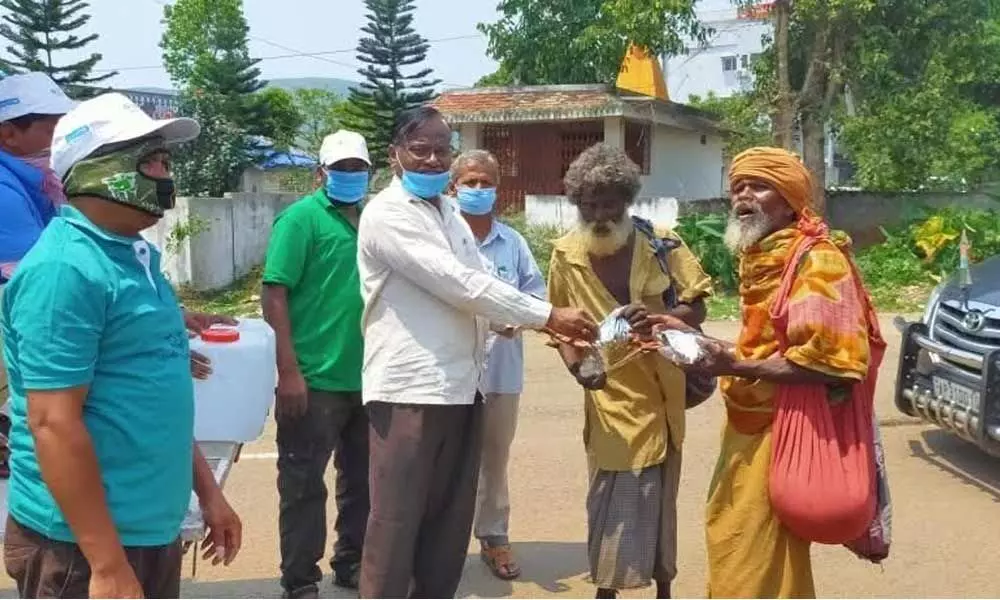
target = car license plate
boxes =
[932,376,981,411]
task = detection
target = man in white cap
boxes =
[1,92,242,598]
[262,129,372,598]
[0,72,75,419]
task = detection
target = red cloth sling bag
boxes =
[766,232,885,545]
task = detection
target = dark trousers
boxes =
[4,517,182,599]
[360,397,484,599]
[277,389,369,594]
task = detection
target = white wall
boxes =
[458,123,482,150]
[143,192,300,291]
[526,195,682,230]
[664,0,771,102]
[641,124,725,199]
[603,116,625,149]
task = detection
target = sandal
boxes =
[480,544,521,580]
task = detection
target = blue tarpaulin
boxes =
[250,136,318,170]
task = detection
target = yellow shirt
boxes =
[547,226,713,471]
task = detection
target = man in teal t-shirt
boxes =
[262,130,370,598]
[1,93,242,599]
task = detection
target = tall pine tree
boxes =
[161,0,268,195]
[0,0,116,95]
[345,0,441,168]
[161,0,266,131]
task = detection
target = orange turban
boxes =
[729,147,815,217]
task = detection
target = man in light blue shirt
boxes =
[451,149,546,581]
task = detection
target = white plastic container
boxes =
[189,319,277,443]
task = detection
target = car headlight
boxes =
[922,283,945,324]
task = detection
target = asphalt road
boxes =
[2,315,998,598]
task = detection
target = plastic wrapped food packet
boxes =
[575,308,635,379]
[598,307,633,347]
[656,329,710,365]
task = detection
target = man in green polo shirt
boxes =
[262,129,371,599]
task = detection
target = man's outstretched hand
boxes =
[545,307,598,345]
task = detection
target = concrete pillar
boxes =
[458,123,483,150]
[603,116,625,149]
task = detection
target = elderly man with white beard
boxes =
[546,143,713,599]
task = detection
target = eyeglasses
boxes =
[401,142,452,162]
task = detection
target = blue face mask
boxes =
[456,186,497,216]
[400,169,451,200]
[325,170,369,204]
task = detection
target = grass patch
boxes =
[707,294,740,320]
[179,266,263,318]
[706,281,932,323]
[867,283,933,314]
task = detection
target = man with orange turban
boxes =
[676,147,877,597]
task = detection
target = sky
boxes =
[67,0,502,91]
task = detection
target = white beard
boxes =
[578,214,633,257]
[724,208,776,255]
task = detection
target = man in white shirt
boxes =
[356,106,596,599]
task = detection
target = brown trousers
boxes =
[4,517,182,599]
[360,397,484,599]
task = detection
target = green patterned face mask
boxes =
[63,138,176,217]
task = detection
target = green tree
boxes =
[172,90,251,198]
[837,0,1000,190]
[160,0,265,130]
[256,88,303,149]
[0,0,115,94]
[343,0,441,168]
[477,0,707,86]
[161,0,265,196]
[732,0,875,211]
[293,88,348,152]
[740,0,1000,196]
[688,91,771,157]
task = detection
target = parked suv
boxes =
[894,255,1000,456]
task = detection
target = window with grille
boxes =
[721,55,738,72]
[560,126,604,178]
[483,125,518,177]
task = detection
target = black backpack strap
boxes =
[631,215,682,308]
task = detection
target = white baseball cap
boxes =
[0,72,76,123]
[51,92,200,179]
[319,130,370,167]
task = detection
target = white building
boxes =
[433,84,727,226]
[665,1,852,186]
[664,0,772,103]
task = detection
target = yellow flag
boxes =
[616,43,669,101]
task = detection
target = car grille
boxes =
[931,302,1000,373]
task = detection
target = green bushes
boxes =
[501,205,1000,315]
[184,206,1000,321]
[673,213,739,293]
[501,212,740,290]
[857,205,1000,289]
[500,213,565,278]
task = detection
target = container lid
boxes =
[200,328,240,343]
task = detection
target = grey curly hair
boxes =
[450,149,500,180]
[563,143,641,206]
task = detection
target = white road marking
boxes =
[240,452,278,460]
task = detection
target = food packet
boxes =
[576,307,634,379]
[655,329,711,365]
[597,307,633,349]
